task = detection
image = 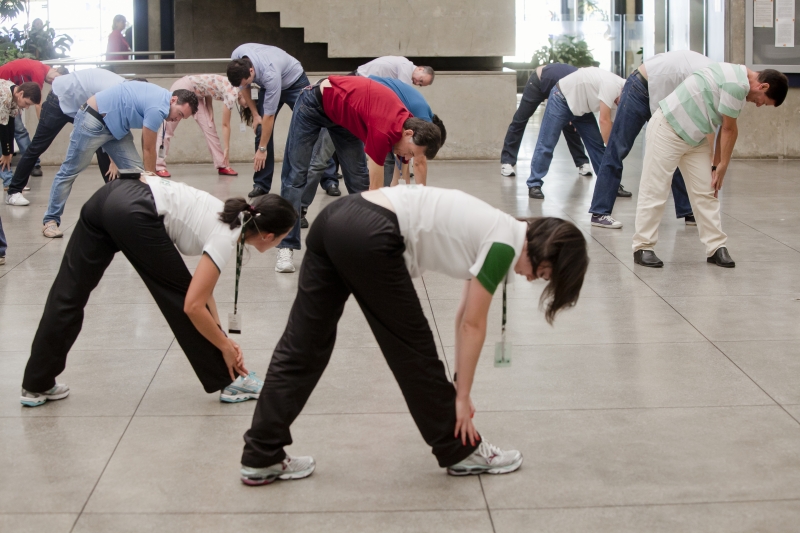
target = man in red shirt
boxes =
[0,59,65,177]
[273,75,442,273]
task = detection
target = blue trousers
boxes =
[589,73,692,218]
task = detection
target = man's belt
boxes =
[80,103,106,125]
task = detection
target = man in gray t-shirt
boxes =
[227,44,309,198]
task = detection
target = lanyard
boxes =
[501,276,508,342]
[234,230,245,315]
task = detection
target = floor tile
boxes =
[0,514,77,533]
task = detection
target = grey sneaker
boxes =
[275,248,295,273]
[42,221,63,238]
[447,440,523,476]
[591,214,622,229]
[20,383,70,407]
[220,371,263,403]
[240,454,316,486]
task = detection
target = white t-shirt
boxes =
[145,176,241,271]
[558,67,625,118]
[379,185,527,294]
[643,50,714,115]
[357,56,415,86]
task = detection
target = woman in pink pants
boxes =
[156,74,242,177]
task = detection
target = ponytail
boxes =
[219,194,297,236]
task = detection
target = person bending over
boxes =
[20,175,297,407]
[239,185,589,485]
[41,82,197,238]
[0,81,40,186]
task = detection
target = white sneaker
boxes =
[240,454,316,486]
[500,164,516,177]
[447,440,523,476]
[578,163,593,176]
[220,371,263,403]
[6,192,30,206]
[42,221,63,238]
[591,214,623,229]
[275,248,295,273]
[20,383,70,407]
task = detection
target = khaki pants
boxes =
[632,109,726,257]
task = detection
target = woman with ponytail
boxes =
[19,174,296,408]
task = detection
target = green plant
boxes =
[23,21,72,59]
[0,0,24,23]
[531,35,599,68]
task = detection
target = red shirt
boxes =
[107,30,131,58]
[322,75,412,164]
[0,59,49,88]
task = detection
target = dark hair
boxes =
[219,194,297,238]
[227,58,253,87]
[525,217,589,324]
[128,77,148,83]
[239,105,253,126]
[402,117,442,159]
[431,114,446,147]
[55,66,69,75]
[172,88,199,115]
[421,65,435,82]
[112,14,126,30]
[757,69,789,106]
[15,82,41,104]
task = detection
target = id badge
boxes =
[158,145,165,159]
[494,340,512,367]
[228,312,242,334]
[239,123,247,133]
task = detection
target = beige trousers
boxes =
[632,109,727,257]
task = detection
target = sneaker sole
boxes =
[20,389,69,407]
[447,456,523,476]
[220,392,259,403]
[275,265,296,273]
[241,464,315,486]
[578,172,593,176]
[500,172,516,177]
[591,222,622,229]
[686,222,697,226]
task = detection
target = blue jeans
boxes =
[253,73,310,193]
[589,74,693,218]
[0,214,6,257]
[2,115,41,186]
[43,108,143,226]
[301,129,340,210]
[527,86,606,189]
[279,89,370,250]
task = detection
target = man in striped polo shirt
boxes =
[632,63,787,268]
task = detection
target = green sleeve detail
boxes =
[476,242,516,295]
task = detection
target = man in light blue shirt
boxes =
[41,81,198,238]
[227,44,309,198]
[7,68,130,206]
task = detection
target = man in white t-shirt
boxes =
[526,67,624,199]
[356,56,434,87]
[589,50,713,230]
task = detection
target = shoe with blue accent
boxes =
[446,440,523,476]
[220,372,263,403]
[240,454,316,486]
[20,383,70,407]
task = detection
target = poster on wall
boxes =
[755,0,774,27]
[775,0,795,46]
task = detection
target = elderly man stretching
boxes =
[41,82,197,238]
[632,63,787,268]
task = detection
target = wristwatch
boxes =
[258,146,267,153]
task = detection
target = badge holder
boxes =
[494,277,511,367]
[239,123,247,133]
[228,232,245,334]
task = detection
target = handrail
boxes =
[42,52,177,65]
[43,58,229,66]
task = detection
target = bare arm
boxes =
[221,105,232,168]
[598,101,613,145]
[240,87,260,130]
[413,157,427,186]
[141,127,158,172]
[712,115,738,198]
[184,255,247,381]
[390,160,401,186]
[367,154,383,190]
[253,114,275,171]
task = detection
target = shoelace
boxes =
[476,441,503,463]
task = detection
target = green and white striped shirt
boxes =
[659,62,749,146]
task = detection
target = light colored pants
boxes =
[633,109,726,257]
[156,78,225,171]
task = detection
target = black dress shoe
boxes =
[617,184,632,197]
[633,250,664,268]
[326,183,341,197]
[707,246,735,268]
[528,186,544,199]
[248,186,267,198]
[31,166,43,177]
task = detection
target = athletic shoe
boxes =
[6,192,30,206]
[218,167,238,176]
[300,216,308,229]
[42,221,62,238]
[275,248,295,273]
[685,215,697,226]
[591,214,622,229]
[528,186,544,199]
[155,169,171,178]
[617,184,633,197]
[578,163,593,176]
[240,454,316,486]
[447,440,523,476]
[325,183,341,197]
[500,164,516,177]
[20,383,70,407]
[220,371,263,403]
[31,166,43,177]
[0,256,5,265]
[248,186,267,198]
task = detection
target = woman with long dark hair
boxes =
[20,174,296,407]
[240,185,589,485]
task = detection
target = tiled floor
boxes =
[3,115,800,532]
